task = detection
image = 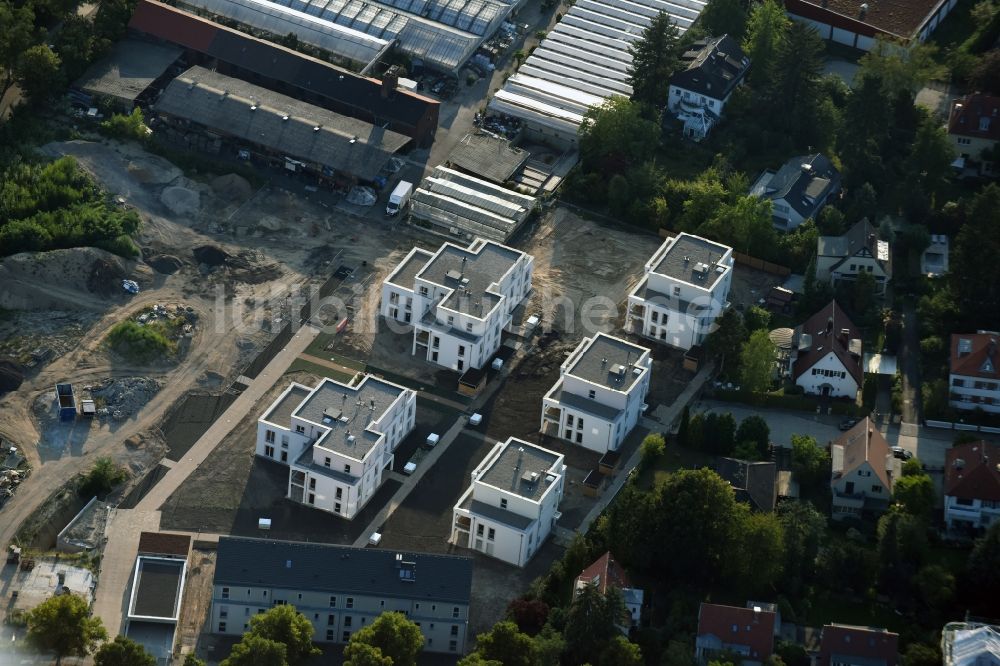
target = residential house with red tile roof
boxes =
[789,301,863,399]
[950,332,1000,414]
[948,94,1000,177]
[830,418,896,520]
[573,552,644,631]
[819,624,899,666]
[944,441,1000,532]
[695,603,776,666]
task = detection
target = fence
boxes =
[925,419,1000,435]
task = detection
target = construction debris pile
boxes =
[89,377,163,420]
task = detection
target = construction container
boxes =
[56,383,76,422]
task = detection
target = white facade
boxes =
[795,352,859,399]
[381,238,533,372]
[451,437,566,567]
[945,495,1000,530]
[256,376,416,520]
[627,233,733,351]
[949,372,1000,414]
[943,623,1000,666]
[668,94,718,141]
[541,333,652,453]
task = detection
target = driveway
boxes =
[695,400,845,447]
[899,300,922,425]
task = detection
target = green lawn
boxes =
[303,332,368,371]
[636,442,713,489]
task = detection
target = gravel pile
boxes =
[90,377,162,420]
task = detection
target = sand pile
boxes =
[211,173,252,201]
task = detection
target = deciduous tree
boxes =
[599,635,643,666]
[25,593,108,662]
[506,597,550,636]
[736,415,770,460]
[247,604,320,664]
[564,585,626,664]
[0,2,36,100]
[344,612,424,666]
[699,0,747,39]
[94,636,156,666]
[966,521,1000,613]
[221,634,287,666]
[777,501,825,596]
[740,329,775,395]
[893,472,935,518]
[472,621,538,666]
[579,97,662,174]
[14,44,63,105]
[790,434,830,490]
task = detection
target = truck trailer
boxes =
[385,180,413,217]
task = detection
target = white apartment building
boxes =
[944,441,1000,532]
[211,537,473,654]
[381,238,533,372]
[451,437,565,567]
[949,332,1000,413]
[627,233,734,351]
[256,375,416,520]
[541,333,651,454]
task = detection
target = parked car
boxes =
[839,418,859,431]
[890,446,913,460]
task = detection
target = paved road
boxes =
[694,399,845,447]
[135,323,321,512]
[91,509,162,637]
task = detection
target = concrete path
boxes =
[135,323,321,512]
[91,509,162,637]
[574,361,716,536]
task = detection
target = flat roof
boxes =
[418,240,523,317]
[75,39,182,102]
[789,0,946,39]
[387,248,435,289]
[566,333,649,391]
[447,132,530,184]
[263,384,311,425]
[130,558,184,619]
[652,233,731,289]
[293,376,408,458]
[479,438,561,501]
[215,537,473,603]
[155,66,410,181]
[125,621,175,662]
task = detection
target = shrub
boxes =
[78,457,128,499]
[106,320,177,363]
[639,433,666,469]
[99,108,149,143]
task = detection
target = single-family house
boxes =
[695,602,776,666]
[818,624,898,666]
[944,440,1000,532]
[667,35,750,141]
[789,301,863,399]
[381,237,533,372]
[573,552,644,631]
[948,93,1000,177]
[943,622,1000,666]
[830,417,895,520]
[451,437,566,567]
[715,458,778,512]
[949,332,1000,413]
[750,154,841,231]
[921,234,949,278]
[256,375,416,520]
[626,232,734,351]
[210,537,473,654]
[540,333,652,454]
[816,219,892,295]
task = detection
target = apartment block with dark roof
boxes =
[948,93,1000,177]
[949,332,1000,414]
[945,440,1000,531]
[695,602,776,666]
[210,537,473,654]
[818,624,899,666]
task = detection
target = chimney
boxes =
[826,317,834,334]
[381,65,400,99]
[859,2,868,19]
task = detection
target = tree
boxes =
[856,40,944,102]
[457,654,504,666]
[892,473,935,518]
[184,656,207,666]
[506,597,550,636]
[966,521,1000,613]
[707,308,747,378]
[702,412,737,455]
[344,642,393,666]
[627,10,681,107]
[906,113,954,205]
[0,2,36,100]
[564,585,626,664]
[639,433,666,470]
[94,636,156,666]
[608,173,632,217]
[876,508,927,600]
[14,44,63,105]
[733,510,785,592]
[970,48,1000,95]
[579,97,662,175]
[902,643,941,666]
[25,594,108,662]
[743,305,771,333]
[768,21,825,146]
[699,0,747,39]
[599,635,643,666]
[914,564,954,610]
[740,329,775,395]
[78,456,128,499]
[736,415,770,460]
[677,406,691,448]
[473,621,538,666]
[221,634,288,666]
[247,604,320,664]
[790,434,830,490]
[742,0,789,86]
[777,502,825,596]
[344,612,424,666]
[949,185,1000,331]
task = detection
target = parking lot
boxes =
[695,399,846,447]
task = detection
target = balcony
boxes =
[628,304,645,319]
[543,406,561,423]
[415,330,429,346]
[454,514,471,532]
[832,491,865,510]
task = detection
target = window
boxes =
[334,502,341,513]
[328,614,336,625]
[958,137,971,145]
[588,389,596,399]
[265,430,275,443]
[335,487,343,500]
[487,528,496,540]
[309,478,316,490]
[419,286,429,295]
[576,432,583,444]
[447,315,454,325]
[218,622,227,632]
[344,616,352,627]
[673,286,681,296]
[326,629,334,641]
[390,292,399,304]
[476,524,484,537]
[295,425,305,434]
[330,596,337,608]
[500,498,507,509]
[324,457,331,467]
[453,607,460,619]
[458,345,465,357]
[343,631,351,642]
[451,625,459,636]
[981,116,991,131]
[380,600,385,607]
[432,336,440,349]
[466,323,473,332]
[220,607,228,618]
[344,464,351,474]
[346,598,354,609]
[450,640,458,651]
[308,493,315,505]
[872,485,882,493]
[651,311,658,324]
[222,587,229,599]
[265,445,275,458]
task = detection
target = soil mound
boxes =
[0,361,24,393]
[193,245,229,266]
[0,248,133,309]
[211,173,252,201]
[147,254,183,274]
[87,258,128,295]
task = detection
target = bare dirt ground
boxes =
[0,136,421,553]
[176,548,217,660]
